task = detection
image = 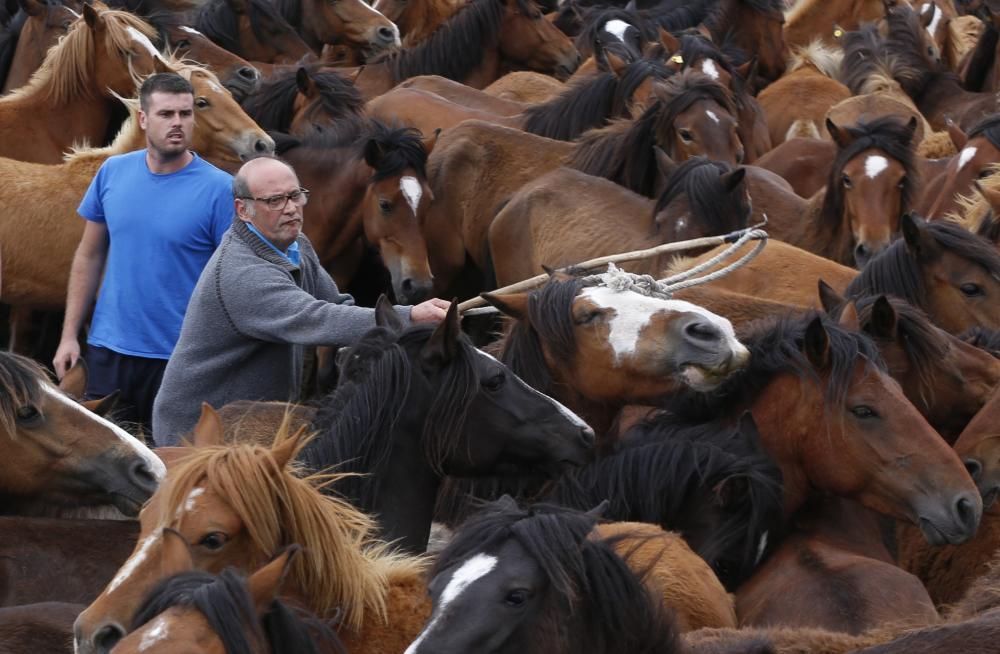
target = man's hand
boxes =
[411,298,451,323]
[53,338,81,380]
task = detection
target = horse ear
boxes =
[496,494,520,511]
[375,294,406,332]
[713,475,749,510]
[945,118,966,150]
[901,212,942,261]
[869,296,898,338]
[658,26,680,53]
[191,403,225,448]
[720,167,746,193]
[161,528,195,577]
[803,316,831,369]
[919,1,936,27]
[83,3,102,29]
[363,137,388,170]
[838,301,860,331]
[81,390,121,419]
[605,50,630,78]
[248,545,300,615]
[654,146,677,181]
[18,0,45,17]
[271,425,308,470]
[423,128,441,157]
[152,57,172,75]
[826,118,854,149]
[817,279,846,317]
[736,56,760,94]
[58,358,89,397]
[586,499,611,518]
[481,292,529,320]
[420,301,461,370]
[295,67,318,99]
[882,0,899,16]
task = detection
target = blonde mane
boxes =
[948,164,1000,230]
[788,40,843,78]
[6,6,157,105]
[157,425,426,632]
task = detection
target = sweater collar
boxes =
[231,217,301,272]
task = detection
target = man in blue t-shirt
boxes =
[53,72,233,432]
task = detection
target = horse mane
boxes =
[159,435,426,631]
[523,57,670,141]
[664,312,886,421]
[789,39,843,78]
[573,8,655,58]
[379,0,530,83]
[549,414,784,590]
[195,0,296,58]
[241,66,364,133]
[300,322,478,512]
[819,116,918,258]
[569,69,732,197]
[366,122,428,181]
[6,6,156,104]
[653,156,751,236]
[433,501,682,654]
[885,2,958,101]
[271,0,302,29]
[840,24,896,95]
[0,352,49,437]
[272,118,425,177]
[636,0,714,34]
[704,0,783,61]
[961,15,998,92]
[846,218,1000,309]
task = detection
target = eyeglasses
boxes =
[240,187,310,211]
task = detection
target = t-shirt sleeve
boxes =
[209,175,234,246]
[78,163,108,223]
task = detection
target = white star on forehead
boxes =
[864,155,889,179]
[400,176,423,216]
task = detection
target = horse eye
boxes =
[199,532,228,550]
[504,589,529,606]
[960,282,985,297]
[379,199,392,213]
[850,405,878,419]
[483,373,505,392]
[574,309,602,325]
[842,174,852,188]
[175,38,191,48]
[978,169,992,180]
[678,129,693,142]
[15,405,40,424]
[195,97,209,108]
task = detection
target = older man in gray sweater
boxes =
[151,157,449,445]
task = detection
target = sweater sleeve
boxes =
[306,243,415,324]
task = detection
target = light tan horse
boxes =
[0,3,164,164]
[0,62,273,316]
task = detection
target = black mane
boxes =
[653,156,751,236]
[884,2,959,102]
[195,0,298,58]
[968,114,1000,151]
[523,57,670,141]
[573,8,654,59]
[241,66,363,133]
[0,6,26,102]
[0,352,47,437]
[365,122,428,181]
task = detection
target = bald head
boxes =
[233,156,305,251]
[233,156,297,200]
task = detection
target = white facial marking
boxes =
[755,531,769,566]
[400,176,423,216]
[405,554,498,654]
[41,385,166,480]
[108,533,159,592]
[701,59,720,81]
[179,25,204,35]
[604,19,630,44]
[864,154,889,179]
[581,286,746,362]
[958,146,978,170]
[65,5,80,17]
[925,3,942,37]
[706,110,720,124]
[207,79,223,93]
[138,616,170,652]
[474,350,593,433]
[126,26,166,62]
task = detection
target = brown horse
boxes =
[272,0,399,60]
[372,0,461,45]
[488,159,750,287]
[482,68,566,102]
[0,62,274,313]
[923,116,1000,219]
[0,352,164,517]
[783,0,884,49]
[242,65,364,135]
[481,271,751,439]
[703,0,787,84]
[193,0,313,64]
[74,423,432,654]
[955,385,1000,507]
[0,4,163,164]
[0,0,80,93]
[345,0,580,98]
[398,74,528,115]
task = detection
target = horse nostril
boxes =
[377,25,395,42]
[401,278,414,293]
[237,65,259,81]
[128,460,158,494]
[965,458,983,482]
[954,494,980,532]
[684,320,722,342]
[254,138,270,153]
[579,426,596,449]
[93,623,126,653]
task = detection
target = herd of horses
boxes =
[5,0,1000,650]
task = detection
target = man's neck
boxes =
[146,149,194,175]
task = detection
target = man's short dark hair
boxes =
[139,73,194,111]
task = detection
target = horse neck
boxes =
[404,0,450,44]
[2,91,117,152]
[914,72,975,121]
[460,45,501,89]
[793,496,895,563]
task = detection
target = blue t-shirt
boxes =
[79,150,233,359]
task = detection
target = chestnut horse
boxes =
[0,352,163,517]
[372,0,461,45]
[273,0,398,60]
[923,115,1000,219]
[0,0,80,93]
[75,425,433,654]
[193,0,312,64]
[0,62,274,316]
[0,3,163,164]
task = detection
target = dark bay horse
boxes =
[194,0,312,64]
[0,0,79,93]
[298,300,594,553]
[272,0,399,59]
[242,65,364,135]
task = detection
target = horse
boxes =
[662,312,981,545]
[272,0,399,60]
[0,351,163,517]
[273,120,436,304]
[372,0,462,45]
[114,541,345,654]
[74,423,432,654]
[481,271,751,439]
[242,65,364,135]
[405,499,683,654]
[0,62,274,315]
[0,4,163,164]
[297,299,595,553]
[955,385,1000,506]
[0,0,79,93]
[194,0,312,64]
[0,602,84,654]
[783,0,884,49]
[923,115,1000,219]
[702,0,787,84]
[487,158,750,286]
[346,0,580,98]
[547,412,784,591]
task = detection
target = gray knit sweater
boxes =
[151,218,411,445]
